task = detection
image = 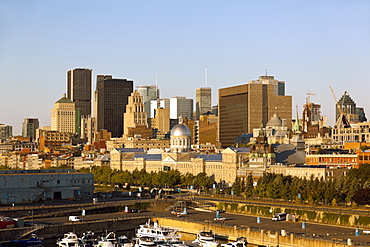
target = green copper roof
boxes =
[56,95,73,104]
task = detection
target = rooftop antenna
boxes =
[205,66,208,87]
[155,73,158,99]
[265,69,268,76]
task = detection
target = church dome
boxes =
[171,124,191,137]
[266,114,282,127]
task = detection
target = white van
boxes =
[272,213,287,221]
[68,216,81,222]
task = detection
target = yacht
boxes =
[220,237,247,247]
[56,232,81,247]
[79,231,97,247]
[192,231,219,247]
[96,240,114,247]
[155,239,188,247]
[117,235,133,247]
[134,236,157,247]
[136,220,181,241]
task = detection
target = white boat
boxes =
[155,239,188,247]
[136,220,181,241]
[192,231,219,247]
[220,237,247,247]
[134,236,157,247]
[117,235,133,247]
[80,231,97,247]
[96,240,114,247]
[56,232,81,247]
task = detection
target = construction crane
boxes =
[306,92,316,105]
[329,86,350,127]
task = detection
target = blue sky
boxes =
[1,0,369,135]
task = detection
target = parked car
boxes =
[130,209,141,213]
[68,216,81,222]
[214,216,226,221]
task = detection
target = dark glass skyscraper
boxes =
[95,75,133,137]
[67,68,92,117]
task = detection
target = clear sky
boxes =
[1,0,369,135]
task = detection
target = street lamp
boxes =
[28,209,34,227]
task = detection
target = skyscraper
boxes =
[170,97,193,120]
[95,75,133,137]
[22,118,39,141]
[67,68,92,117]
[51,94,76,133]
[0,124,12,142]
[123,90,148,136]
[195,87,212,120]
[336,91,366,123]
[136,85,160,116]
[218,75,292,147]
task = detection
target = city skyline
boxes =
[1,1,369,135]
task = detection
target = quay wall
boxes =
[207,200,370,229]
[0,217,148,242]
[153,217,349,247]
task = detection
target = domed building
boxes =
[251,114,290,144]
[170,122,192,152]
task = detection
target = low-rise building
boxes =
[0,169,93,204]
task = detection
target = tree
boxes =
[353,188,370,205]
[244,173,254,197]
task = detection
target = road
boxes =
[32,205,370,245]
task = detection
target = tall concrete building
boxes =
[218,75,292,147]
[51,94,76,133]
[136,85,159,116]
[22,118,39,141]
[150,98,170,118]
[170,97,194,120]
[0,124,12,142]
[94,75,133,137]
[151,107,170,137]
[196,87,212,120]
[67,68,92,117]
[123,90,148,136]
[336,91,366,123]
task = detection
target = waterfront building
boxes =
[22,118,39,141]
[109,122,249,185]
[0,169,93,204]
[51,94,76,134]
[95,75,133,137]
[195,87,212,120]
[218,75,292,147]
[67,68,92,117]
